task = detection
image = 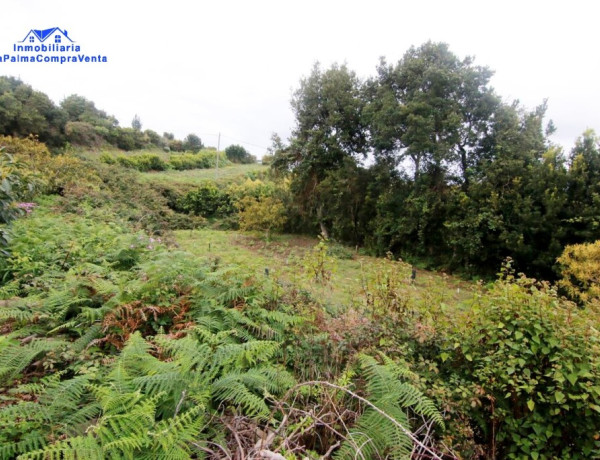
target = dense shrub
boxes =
[0,150,36,249]
[99,150,229,172]
[61,162,200,234]
[0,134,100,196]
[0,204,141,284]
[557,240,600,306]
[260,153,274,165]
[236,195,287,240]
[434,264,600,458]
[227,178,279,202]
[169,150,229,170]
[225,144,256,164]
[116,153,167,171]
[179,182,231,217]
[64,121,104,147]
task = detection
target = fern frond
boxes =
[61,402,102,436]
[92,391,163,454]
[133,370,185,395]
[334,353,444,459]
[394,382,444,427]
[212,376,270,419]
[236,366,296,395]
[0,401,46,424]
[190,324,235,345]
[335,406,412,460]
[16,435,102,460]
[0,339,66,384]
[102,435,147,456]
[10,370,66,396]
[38,374,92,422]
[78,303,117,323]
[0,432,47,459]
[43,290,90,319]
[215,340,279,368]
[0,306,35,322]
[149,405,205,456]
[71,324,103,353]
[193,315,227,334]
[47,319,81,334]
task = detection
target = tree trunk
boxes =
[459,144,469,190]
[317,204,329,238]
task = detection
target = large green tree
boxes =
[225,144,255,164]
[366,42,499,187]
[566,129,600,242]
[0,76,67,148]
[273,63,367,236]
[183,133,203,152]
[272,43,593,279]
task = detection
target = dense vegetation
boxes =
[225,144,257,164]
[1,39,600,459]
[0,76,205,152]
[271,42,600,280]
[99,150,231,172]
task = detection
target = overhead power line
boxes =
[197,132,270,151]
[219,134,270,151]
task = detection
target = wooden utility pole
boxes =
[215,132,221,179]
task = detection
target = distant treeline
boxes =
[272,41,600,279]
[0,75,204,152]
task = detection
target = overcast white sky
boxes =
[1,0,598,157]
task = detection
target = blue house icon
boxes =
[20,28,74,44]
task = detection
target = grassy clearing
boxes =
[175,228,475,310]
[139,163,269,186]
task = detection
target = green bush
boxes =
[100,150,230,172]
[328,242,355,260]
[438,265,600,458]
[260,154,274,165]
[179,182,232,217]
[114,153,168,172]
[169,153,210,170]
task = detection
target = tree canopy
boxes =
[272,42,597,279]
[225,144,256,164]
[0,76,190,152]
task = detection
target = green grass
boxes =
[175,228,474,309]
[136,154,473,310]
[139,163,269,186]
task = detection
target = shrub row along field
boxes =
[99,149,231,172]
[0,136,599,459]
[138,163,269,186]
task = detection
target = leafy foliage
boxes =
[0,202,300,458]
[271,43,600,281]
[179,182,231,218]
[225,144,256,164]
[334,354,444,460]
[302,236,337,284]
[432,263,600,458]
[182,133,203,153]
[100,150,229,172]
[558,240,600,306]
[236,195,287,240]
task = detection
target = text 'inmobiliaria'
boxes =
[0,27,108,64]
